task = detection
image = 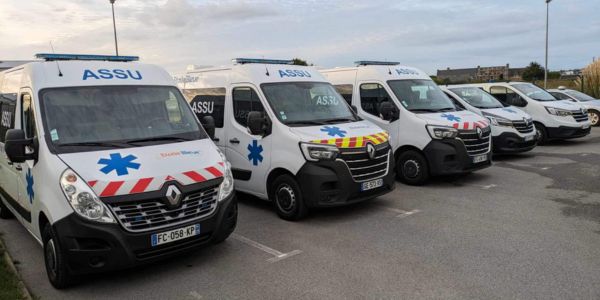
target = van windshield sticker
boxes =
[279,111,287,120]
[395,68,420,76]
[278,69,312,78]
[314,95,339,106]
[98,153,141,176]
[82,69,143,80]
[50,129,59,141]
[247,140,264,166]
[320,126,347,137]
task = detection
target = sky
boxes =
[0,0,598,75]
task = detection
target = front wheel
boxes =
[270,174,308,221]
[589,110,599,127]
[396,150,430,186]
[43,223,73,289]
[534,123,548,145]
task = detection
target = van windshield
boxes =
[449,87,504,109]
[512,83,556,102]
[261,82,359,126]
[564,90,595,102]
[387,79,456,113]
[40,86,206,153]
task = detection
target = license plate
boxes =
[472,154,488,164]
[151,224,200,247]
[525,135,535,142]
[361,178,384,191]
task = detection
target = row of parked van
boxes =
[0,54,593,288]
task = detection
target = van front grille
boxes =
[572,110,589,123]
[338,142,390,182]
[107,185,219,233]
[458,127,492,156]
[512,119,535,134]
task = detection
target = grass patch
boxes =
[0,246,25,300]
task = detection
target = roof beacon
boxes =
[354,61,400,66]
[232,58,293,65]
[35,53,139,62]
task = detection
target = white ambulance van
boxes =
[0,54,237,288]
[548,87,600,126]
[320,62,492,185]
[468,82,591,144]
[440,85,537,153]
[176,58,395,220]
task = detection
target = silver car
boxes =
[548,88,600,126]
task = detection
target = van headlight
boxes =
[545,107,572,117]
[486,116,513,127]
[217,149,234,202]
[426,125,458,139]
[299,142,339,161]
[60,169,115,223]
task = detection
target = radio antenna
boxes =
[49,41,63,77]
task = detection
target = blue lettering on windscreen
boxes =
[278,69,312,78]
[82,69,143,80]
[395,68,420,76]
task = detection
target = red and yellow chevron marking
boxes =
[311,132,389,148]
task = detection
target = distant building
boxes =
[559,69,582,79]
[0,60,34,72]
[437,64,525,84]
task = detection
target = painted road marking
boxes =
[231,233,302,263]
[385,207,421,218]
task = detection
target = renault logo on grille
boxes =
[165,185,182,207]
[366,143,376,160]
[476,127,483,139]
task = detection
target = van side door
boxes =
[225,85,272,197]
[15,90,37,224]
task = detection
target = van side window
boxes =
[333,84,353,105]
[233,87,264,127]
[444,92,466,110]
[359,83,394,117]
[182,88,225,128]
[21,94,36,139]
[550,92,569,100]
[0,77,18,143]
[490,86,525,107]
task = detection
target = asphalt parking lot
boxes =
[2,129,600,299]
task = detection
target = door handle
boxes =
[229,138,240,144]
[213,137,220,142]
[15,165,22,171]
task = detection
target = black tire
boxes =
[212,200,238,244]
[270,174,308,221]
[534,123,548,145]
[396,150,430,186]
[0,198,14,219]
[42,223,73,289]
[589,110,599,127]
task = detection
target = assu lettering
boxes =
[190,100,214,114]
[82,69,143,80]
[278,69,312,78]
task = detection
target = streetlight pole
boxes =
[110,0,119,56]
[544,0,552,89]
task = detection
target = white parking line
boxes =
[385,208,421,218]
[231,233,302,263]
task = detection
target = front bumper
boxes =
[295,150,395,208]
[492,132,537,153]
[52,193,236,275]
[423,139,492,176]
[546,125,591,140]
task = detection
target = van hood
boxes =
[415,110,489,130]
[58,139,225,197]
[481,107,531,121]
[547,100,586,111]
[288,120,389,148]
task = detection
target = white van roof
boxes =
[175,59,329,88]
[320,64,431,82]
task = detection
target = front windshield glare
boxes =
[41,86,204,151]
[261,82,357,125]
[449,87,504,109]
[387,79,456,112]
[565,90,595,101]
[512,83,556,101]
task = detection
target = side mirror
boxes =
[247,111,267,136]
[4,129,33,163]
[200,116,216,140]
[379,102,399,121]
[351,105,358,113]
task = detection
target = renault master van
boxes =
[176,58,395,220]
[0,54,237,288]
[441,85,537,153]
[469,82,591,144]
[548,87,600,126]
[321,62,492,185]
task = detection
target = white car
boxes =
[468,82,591,144]
[321,62,492,185]
[441,85,537,153]
[0,54,236,288]
[548,88,600,126]
[176,58,395,220]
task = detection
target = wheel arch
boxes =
[266,168,296,200]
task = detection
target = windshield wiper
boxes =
[125,136,192,145]
[323,118,357,124]
[57,141,126,148]
[437,107,456,112]
[410,108,445,113]
[285,120,328,126]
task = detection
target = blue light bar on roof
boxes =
[35,53,139,62]
[355,61,400,66]
[232,58,293,65]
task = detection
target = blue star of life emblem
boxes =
[98,153,141,176]
[25,168,34,204]
[320,126,347,137]
[441,113,461,122]
[247,140,264,166]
